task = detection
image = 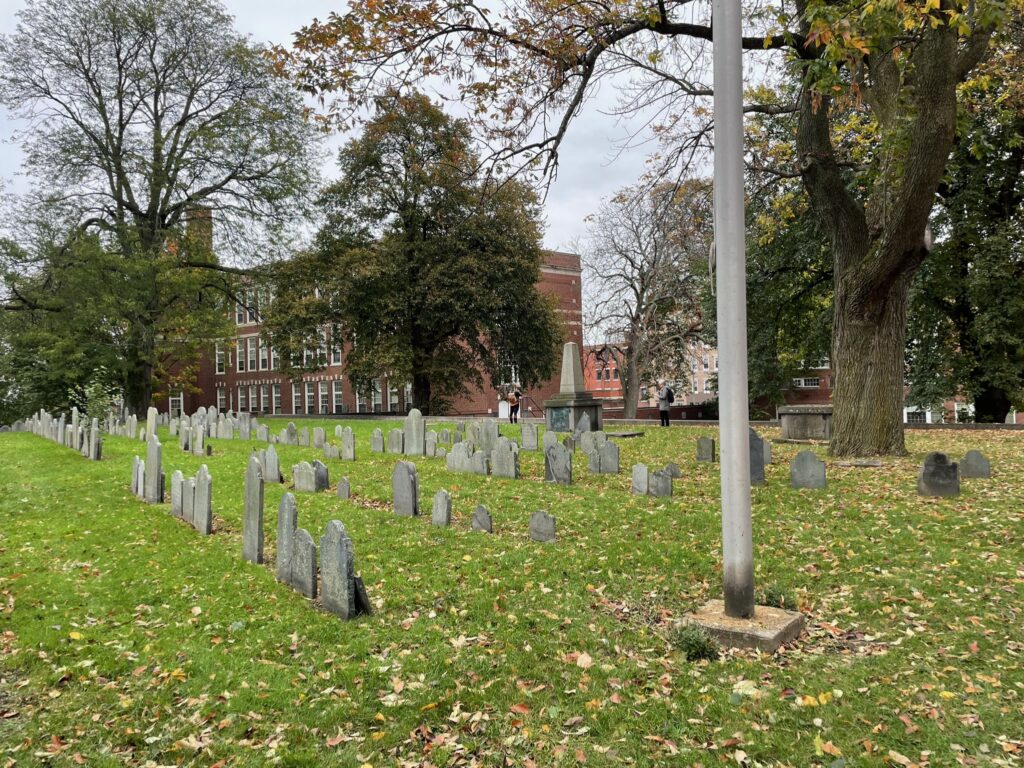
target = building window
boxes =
[236,340,245,372]
[332,380,343,413]
[332,346,342,366]
[612,369,619,380]
[259,339,269,371]
[271,347,279,371]
[356,390,366,413]
[292,383,302,415]
[691,358,698,372]
[704,380,713,393]
[260,384,269,413]
[238,385,247,412]
[906,410,927,424]
[215,345,225,375]
[373,382,383,412]
[247,337,257,372]
[272,384,281,415]
[168,391,183,418]
[703,356,709,371]
[217,388,226,411]
[235,301,245,325]
[319,382,329,414]
[249,385,257,412]
[692,380,698,394]
[305,382,315,413]
[404,383,412,410]
[247,291,257,323]
[387,382,398,411]
[792,377,821,389]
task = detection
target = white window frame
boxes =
[247,337,257,372]
[305,382,315,413]
[217,388,227,411]
[292,383,302,415]
[259,339,269,371]
[319,382,329,414]
[236,340,245,372]
[272,384,281,415]
[332,380,343,413]
[238,385,247,412]
[215,345,225,375]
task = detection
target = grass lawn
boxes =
[1,420,1022,767]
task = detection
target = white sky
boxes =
[0,0,657,252]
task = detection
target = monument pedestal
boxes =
[543,341,603,433]
[685,600,804,653]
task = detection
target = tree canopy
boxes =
[262,92,563,414]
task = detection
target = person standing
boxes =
[656,380,673,427]
[507,387,522,423]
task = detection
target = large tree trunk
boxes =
[619,348,640,419]
[412,371,431,415]
[974,383,1011,423]
[831,268,913,455]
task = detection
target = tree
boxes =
[261,92,563,414]
[907,24,1024,423]
[0,0,320,413]
[582,180,709,418]
[279,0,1004,455]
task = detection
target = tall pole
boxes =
[713,0,755,618]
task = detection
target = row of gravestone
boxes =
[20,408,103,461]
[392,461,557,542]
[917,450,991,496]
[242,457,370,619]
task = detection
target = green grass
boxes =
[1,420,1022,766]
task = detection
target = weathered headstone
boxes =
[341,427,356,461]
[191,425,206,457]
[542,430,559,451]
[146,406,158,441]
[264,444,282,483]
[521,422,538,451]
[392,461,419,517]
[648,469,672,497]
[387,428,405,455]
[313,427,326,449]
[696,437,716,462]
[790,450,826,489]
[291,529,318,599]
[312,460,330,492]
[293,461,318,493]
[573,411,592,438]
[179,423,190,452]
[243,456,265,564]
[664,461,682,479]
[425,430,438,458]
[193,465,213,535]
[370,428,385,453]
[286,422,298,445]
[170,470,184,517]
[480,420,500,455]
[337,477,351,500]
[404,408,425,456]
[960,450,991,479]
[298,427,310,447]
[320,520,355,619]
[182,477,195,524]
[917,452,960,497]
[276,493,298,582]
[544,443,572,485]
[631,464,649,495]
[471,505,493,533]
[749,429,766,486]
[529,511,556,543]
[144,434,163,503]
[432,489,452,526]
[491,436,520,479]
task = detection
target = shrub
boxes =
[671,623,720,662]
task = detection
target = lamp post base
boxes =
[685,600,805,653]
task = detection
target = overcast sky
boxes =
[0,0,664,252]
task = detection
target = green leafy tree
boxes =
[262,93,563,414]
[0,0,320,413]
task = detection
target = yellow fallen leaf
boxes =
[68,631,83,641]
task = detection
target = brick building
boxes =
[167,251,582,418]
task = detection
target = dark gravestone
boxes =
[696,437,716,462]
[749,429,766,486]
[544,443,572,485]
[320,520,355,619]
[790,450,826,489]
[960,450,991,479]
[648,469,673,498]
[290,529,317,599]
[471,505,493,533]
[392,461,419,516]
[276,493,298,583]
[354,576,373,616]
[664,462,682,479]
[918,452,960,497]
[529,511,556,543]
[312,460,330,492]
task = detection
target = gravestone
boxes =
[453,426,464,444]
[471,505,493,533]
[562,435,575,453]
[354,577,373,616]
[264,444,282,483]
[134,458,146,499]
[631,464,649,494]
[313,427,326,449]
[193,465,213,535]
[170,470,184,517]
[763,441,773,464]
[286,421,298,445]
[335,425,344,439]
[917,452,960,497]
[579,425,605,454]
[664,462,682,479]
[179,423,190,452]
[386,428,404,454]
[89,419,102,461]
[529,511,556,543]
[182,477,195,524]
[596,441,620,473]
[341,428,356,461]
[312,460,330,492]
[243,456,265,564]
[298,427,310,447]
[491,437,520,479]
[749,429,766,486]
[648,469,672,497]
[191,425,206,457]
[392,461,419,517]
[144,434,163,503]
[336,477,351,500]
[544,443,572,485]
[320,520,356,619]
[256,424,269,442]
[790,450,826,489]
[291,529,318,599]
[146,406,158,440]
[276,493,297,582]
[960,450,991,479]
[370,428,385,453]
[404,408,425,456]
[697,437,716,463]
[432,489,452,526]
[323,443,340,459]
[239,415,251,441]
[292,461,318,493]
[425,431,437,458]
[438,428,451,444]
[480,420,500,455]
[521,422,538,451]
[542,430,559,452]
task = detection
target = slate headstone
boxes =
[182,477,195,524]
[696,437,716,463]
[529,510,556,543]
[193,465,213,535]
[293,461,317,493]
[749,429,766,486]
[960,450,991,479]
[521,422,539,451]
[370,428,384,453]
[144,434,163,503]
[404,408,425,456]
[312,459,330,492]
[341,427,356,461]
[264,444,282,483]
[291,528,317,599]
[648,469,672,497]
[544,443,572,485]
[313,427,326,449]
[170,470,184,517]
[471,505,493,533]
[243,456,265,563]
[491,436,520,479]
[432,489,452,527]
[790,450,826,489]
[631,464,649,495]
[276,493,297,583]
[320,520,355,619]
[392,461,419,517]
[387,428,404,455]
[336,477,351,500]
[917,452,960,497]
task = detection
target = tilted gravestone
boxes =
[544,443,572,485]
[336,477,351,500]
[341,427,356,461]
[432,489,452,526]
[387,428,405,455]
[790,450,826,489]
[960,450,991,479]
[696,437,716,463]
[370,428,385,453]
[243,456,265,564]
[293,461,318,493]
[521,422,539,451]
[291,528,318,599]
[749,429,766,486]
[529,511,556,543]
[312,460,330,492]
[471,505,493,533]
[392,461,419,516]
[404,408,426,456]
[491,437,520,479]
[170,470,184,517]
[276,493,297,583]
[264,444,282,483]
[631,464,649,494]
[648,469,673,497]
[321,520,356,619]
[193,465,213,535]
[918,452,960,497]
[542,430,559,452]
